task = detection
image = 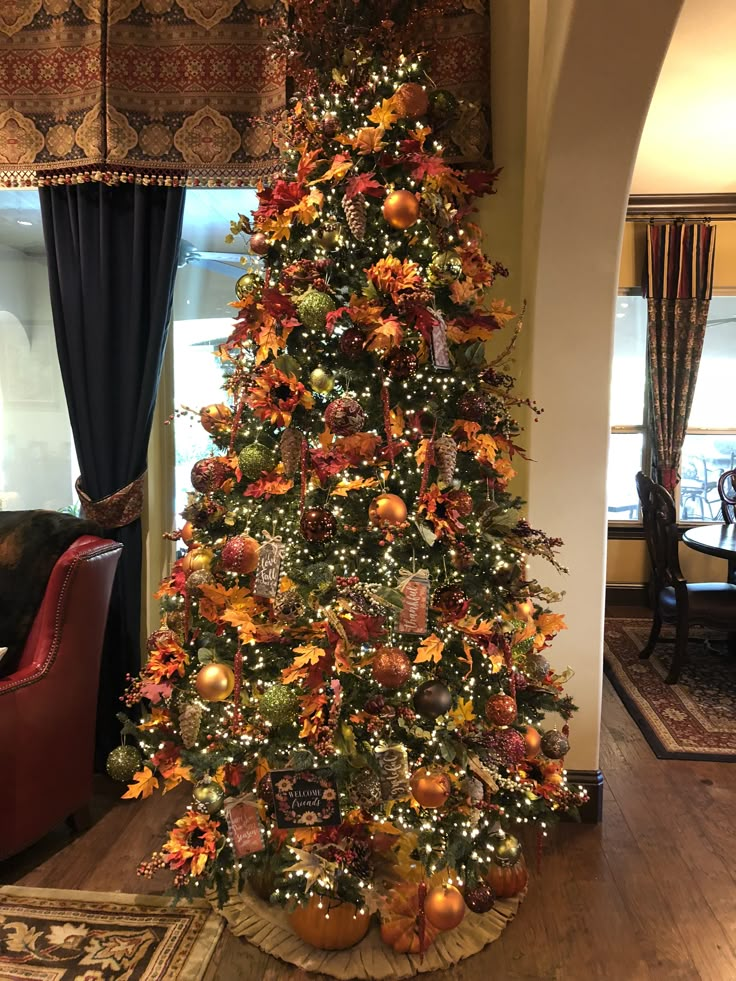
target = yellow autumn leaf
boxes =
[331,476,381,497]
[367,98,399,129]
[163,763,193,794]
[222,607,257,642]
[353,125,386,156]
[414,633,444,664]
[390,405,404,438]
[536,612,567,636]
[122,768,159,800]
[292,643,326,665]
[449,696,476,727]
[489,298,516,323]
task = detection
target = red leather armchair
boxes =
[0,535,122,860]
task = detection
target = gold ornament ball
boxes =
[296,288,336,331]
[259,685,300,725]
[238,443,274,480]
[106,744,142,782]
[310,367,334,394]
[180,547,214,574]
[273,354,302,377]
[394,82,429,119]
[317,221,344,250]
[249,231,269,255]
[428,251,463,285]
[200,403,232,435]
[410,768,451,808]
[524,725,542,757]
[193,780,225,814]
[382,190,420,230]
[368,493,407,527]
[492,833,522,867]
[235,271,261,300]
[424,885,466,931]
[195,662,235,702]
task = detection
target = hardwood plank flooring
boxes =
[3,675,735,980]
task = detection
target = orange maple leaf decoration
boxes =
[366,316,403,353]
[352,125,386,156]
[367,98,399,129]
[122,768,159,800]
[414,632,444,664]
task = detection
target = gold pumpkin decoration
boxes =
[180,548,214,574]
[380,882,442,953]
[289,895,371,950]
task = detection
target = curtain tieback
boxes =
[76,472,145,528]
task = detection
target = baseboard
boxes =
[606,584,650,607]
[565,769,604,824]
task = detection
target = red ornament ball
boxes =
[191,458,230,493]
[445,488,473,516]
[456,391,488,421]
[485,694,518,727]
[249,231,269,256]
[300,506,337,543]
[481,727,526,767]
[385,346,418,380]
[394,82,430,119]
[339,326,365,358]
[432,584,469,620]
[464,882,495,914]
[221,535,260,574]
[373,647,412,688]
[324,397,366,436]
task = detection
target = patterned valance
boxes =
[0,1,490,190]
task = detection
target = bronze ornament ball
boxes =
[351,769,382,811]
[309,367,334,394]
[368,493,407,527]
[424,884,465,931]
[296,288,336,331]
[524,725,542,757]
[317,221,344,250]
[464,881,495,914]
[180,521,195,545]
[186,569,215,595]
[249,231,269,255]
[338,326,366,358]
[541,728,570,759]
[221,534,260,574]
[445,488,473,516]
[238,443,274,480]
[492,833,522,867]
[260,684,299,725]
[385,346,418,380]
[195,662,235,702]
[456,391,488,422]
[413,679,452,719]
[432,583,470,620]
[191,458,230,493]
[235,271,261,300]
[485,693,517,727]
[324,396,366,436]
[382,189,420,230]
[106,744,142,782]
[200,403,232,435]
[410,768,451,808]
[193,780,225,814]
[300,506,337,543]
[372,647,412,688]
[394,82,429,119]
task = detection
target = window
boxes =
[171,188,259,521]
[0,192,78,512]
[607,292,736,524]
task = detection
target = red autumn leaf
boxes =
[344,172,384,200]
[243,475,294,499]
[463,168,503,197]
[309,447,350,483]
[341,614,386,643]
[297,149,323,182]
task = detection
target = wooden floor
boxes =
[3,676,736,980]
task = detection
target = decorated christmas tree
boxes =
[113,4,586,957]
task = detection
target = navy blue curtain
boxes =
[40,182,184,761]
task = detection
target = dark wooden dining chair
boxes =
[718,467,736,583]
[635,471,736,683]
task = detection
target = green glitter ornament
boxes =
[106,744,142,782]
[296,288,335,331]
[238,443,274,481]
[259,685,299,726]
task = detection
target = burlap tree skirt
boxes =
[218,888,524,980]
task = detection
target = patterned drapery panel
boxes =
[0,2,490,189]
[644,222,716,493]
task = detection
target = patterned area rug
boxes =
[604,618,736,761]
[0,886,224,980]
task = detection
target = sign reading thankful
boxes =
[270,768,341,829]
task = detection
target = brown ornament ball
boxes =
[485,694,518,727]
[524,725,542,757]
[221,535,260,574]
[368,493,407,527]
[300,506,337,543]
[191,458,230,494]
[324,396,366,436]
[200,403,232,435]
[186,568,215,595]
[166,609,187,637]
[249,231,269,255]
[180,547,214,574]
[195,662,235,702]
[464,882,495,914]
[395,82,429,119]
[413,679,452,719]
[338,326,366,358]
[385,346,418,380]
[373,647,412,688]
[424,885,465,931]
[541,729,570,760]
[432,584,469,620]
[456,391,488,421]
[410,768,451,808]
[383,189,420,230]
[445,488,473,516]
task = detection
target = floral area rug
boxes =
[0,886,224,980]
[604,618,736,761]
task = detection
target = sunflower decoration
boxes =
[416,483,467,540]
[145,640,190,684]
[162,812,223,878]
[365,256,423,298]
[245,364,315,427]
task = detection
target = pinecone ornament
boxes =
[280,427,303,477]
[434,435,458,484]
[347,839,375,881]
[342,193,367,241]
[179,702,203,749]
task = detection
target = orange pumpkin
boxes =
[486,857,528,899]
[380,882,442,954]
[290,895,370,950]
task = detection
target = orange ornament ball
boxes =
[485,693,517,727]
[524,725,542,757]
[373,647,412,688]
[222,535,260,574]
[424,885,465,931]
[180,521,195,546]
[394,82,429,119]
[382,190,420,230]
[200,403,232,435]
[195,662,235,702]
[410,768,451,808]
[369,493,407,527]
[180,547,214,574]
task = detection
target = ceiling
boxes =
[630,0,736,195]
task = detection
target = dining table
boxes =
[682,523,736,581]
